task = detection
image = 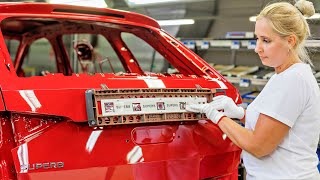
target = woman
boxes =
[187,0,320,179]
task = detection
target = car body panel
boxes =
[1,75,237,121]
[12,120,240,180]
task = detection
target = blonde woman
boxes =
[187,0,320,179]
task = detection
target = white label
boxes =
[19,90,42,112]
[101,97,207,116]
[183,41,195,49]
[247,40,256,49]
[143,79,166,88]
[137,76,166,88]
[200,41,209,49]
[239,78,251,87]
[231,41,240,49]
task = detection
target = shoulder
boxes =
[276,63,312,86]
[258,64,312,103]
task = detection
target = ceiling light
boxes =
[49,0,107,8]
[157,19,195,26]
[249,13,320,22]
[249,16,256,22]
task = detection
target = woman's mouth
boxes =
[259,56,267,60]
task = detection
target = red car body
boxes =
[0,3,242,180]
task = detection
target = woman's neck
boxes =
[274,54,301,74]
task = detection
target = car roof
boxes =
[0,2,160,29]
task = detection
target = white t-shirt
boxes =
[243,63,320,180]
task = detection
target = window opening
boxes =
[21,38,57,76]
[63,34,124,74]
[121,32,176,74]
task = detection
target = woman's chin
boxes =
[261,61,275,68]
[261,60,269,66]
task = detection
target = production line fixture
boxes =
[221,65,259,77]
[209,65,272,86]
[213,64,235,73]
[239,67,274,79]
[86,88,215,126]
[241,91,260,106]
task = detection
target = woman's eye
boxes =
[263,39,270,43]
[256,38,270,43]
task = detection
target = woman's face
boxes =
[254,18,290,68]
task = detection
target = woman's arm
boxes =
[218,113,290,158]
[239,109,246,124]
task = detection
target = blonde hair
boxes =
[256,0,315,66]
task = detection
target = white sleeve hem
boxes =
[254,106,294,127]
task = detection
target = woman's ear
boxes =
[287,34,297,48]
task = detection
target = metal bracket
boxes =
[85,89,96,126]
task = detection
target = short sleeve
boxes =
[252,74,307,127]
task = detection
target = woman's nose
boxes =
[254,40,262,53]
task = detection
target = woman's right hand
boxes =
[210,95,245,120]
